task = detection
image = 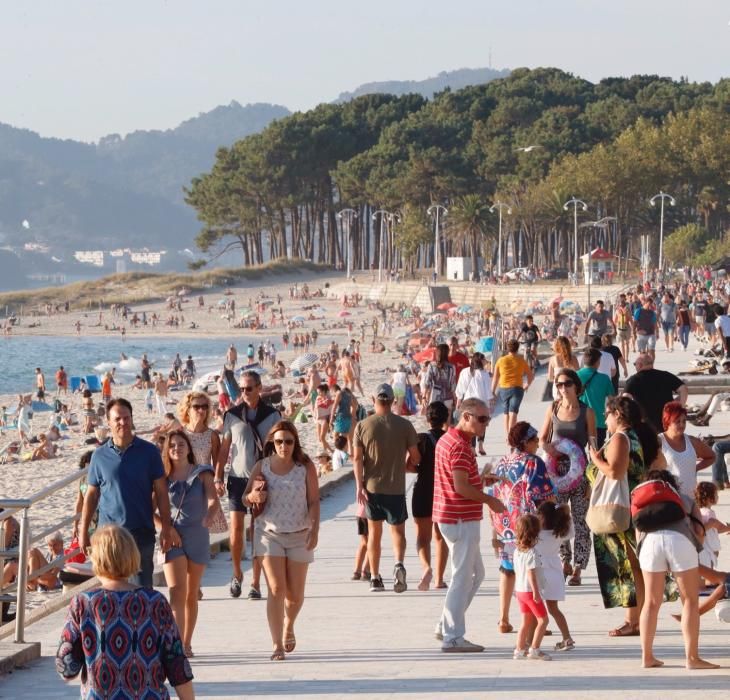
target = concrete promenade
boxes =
[2,345,730,698]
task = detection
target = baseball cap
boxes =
[375,383,394,401]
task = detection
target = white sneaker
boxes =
[527,647,552,660]
[513,648,528,660]
[442,638,485,653]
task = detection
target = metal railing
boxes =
[0,467,88,643]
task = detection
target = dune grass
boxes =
[0,259,331,312]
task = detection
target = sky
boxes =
[1,0,728,143]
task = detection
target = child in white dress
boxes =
[536,501,575,651]
[695,482,730,571]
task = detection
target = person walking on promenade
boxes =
[159,431,218,657]
[492,339,534,435]
[354,383,420,593]
[243,421,319,661]
[584,300,615,340]
[79,398,175,587]
[215,370,281,600]
[538,368,595,586]
[625,353,687,433]
[454,352,493,454]
[613,298,634,361]
[56,524,195,699]
[433,398,504,652]
[577,348,615,446]
[424,344,457,415]
[409,401,449,591]
[490,422,555,634]
[546,336,579,401]
[633,297,659,360]
[179,391,220,467]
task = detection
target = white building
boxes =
[446,256,482,281]
[73,250,105,266]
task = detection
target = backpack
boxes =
[630,479,685,532]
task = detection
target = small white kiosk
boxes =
[580,247,615,284]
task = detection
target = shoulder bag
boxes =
[585,432,631,535]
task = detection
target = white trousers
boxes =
[438,519,485,643]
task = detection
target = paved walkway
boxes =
[2,343,730,698]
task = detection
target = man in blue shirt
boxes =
[79,398,175,587]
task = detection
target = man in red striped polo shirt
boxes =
[433,397,504,652]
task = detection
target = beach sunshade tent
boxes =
[437,302,456,310]
[290,315,306,322]
[414,348,438,362]
[457,305,472,313]
[290,353,319,372]
[475,337,494,353]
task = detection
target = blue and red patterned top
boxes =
[56,588,193,699]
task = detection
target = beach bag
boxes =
[249,473,268,519]
[585,435,630,534]
[631,479,685,533]
[541,380,554,402]
[65,537,86,564]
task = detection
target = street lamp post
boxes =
[649,191,675,273]
[563,197,588,283]
[337,208,358,279]
[372,209,397,283]
[427,204,448,281]
[489,201,512,277]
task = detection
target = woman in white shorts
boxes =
[637,469,719,670]
[244,420,320,661]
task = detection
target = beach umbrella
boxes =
[290,353,319,372]
[237,363,268,376]
[475,337,494,353]
[338,310,351,317]
[457,304,472,313]
[414,348,438,362]
[437,302,456,310]
[560,300,578,311]
[291,315,306,322]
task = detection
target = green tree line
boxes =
[185,67,730,277]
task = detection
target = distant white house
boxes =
[74,250,105,266]
[446,256,482,281]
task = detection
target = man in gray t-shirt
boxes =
[215,370,280,599]
[584,300,615,338]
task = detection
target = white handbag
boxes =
[585,433,631,535]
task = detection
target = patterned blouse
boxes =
[56,588,193,699]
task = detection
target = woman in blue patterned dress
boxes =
[489,422,556,633]
[56,524,193,699]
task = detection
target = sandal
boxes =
[351,571,362,580]
[184,645,194,658]
[554,639,575,651]
[562,562,572,578]
[567,570,582,586]
[498,621,514,633]
[608,622,640,637]
[270,649,286,661]
[284,635,296,653]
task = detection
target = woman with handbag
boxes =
[538,368,596,586]
[586,396,651,637]
[243,420,320,661]
[157,430,219,657]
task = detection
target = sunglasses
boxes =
[242,385,259,392]
[466,413,490,424]
[555,381,574,388]
[191,404,208,411]
[274,438,295,446]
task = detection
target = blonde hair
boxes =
[177,390,211,426]
[90,525,140,579]
[553,336,573,368]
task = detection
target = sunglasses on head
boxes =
[555,380,574,388]
[274,438,295,446]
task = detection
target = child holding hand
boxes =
[513,513,551,660]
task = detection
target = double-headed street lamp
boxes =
[649,191,675,272]
[489,201,511,277]
[563,197,588,282]
[427,204,448,280]
[371,209,399,283]
[337,208,358,279]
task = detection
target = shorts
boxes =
[357,517,369,537]
[617,328,631,342]
[365,492,408,525]
[227,475,249,513]
[499,387,524,414]
[515,590,548,618]
[695,316,705,327]
[254,527,314,563]
[705,322,715,336]
[636,334,656,352]
[661,321,674,335]
[638,530,699,573]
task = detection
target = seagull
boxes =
[516,145,540,153]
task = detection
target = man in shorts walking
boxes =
[633,298,659,359]
[215,370,280,599]
[354,383,420,593]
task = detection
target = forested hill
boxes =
[0,101,291,250]
[334,67,510,102]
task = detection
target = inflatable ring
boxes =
[544,438,586,494]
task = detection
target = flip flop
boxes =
[271,649,286,661]
[608,622,639,637]
[284,635,296,653]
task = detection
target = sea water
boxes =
[0,335,278,394]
